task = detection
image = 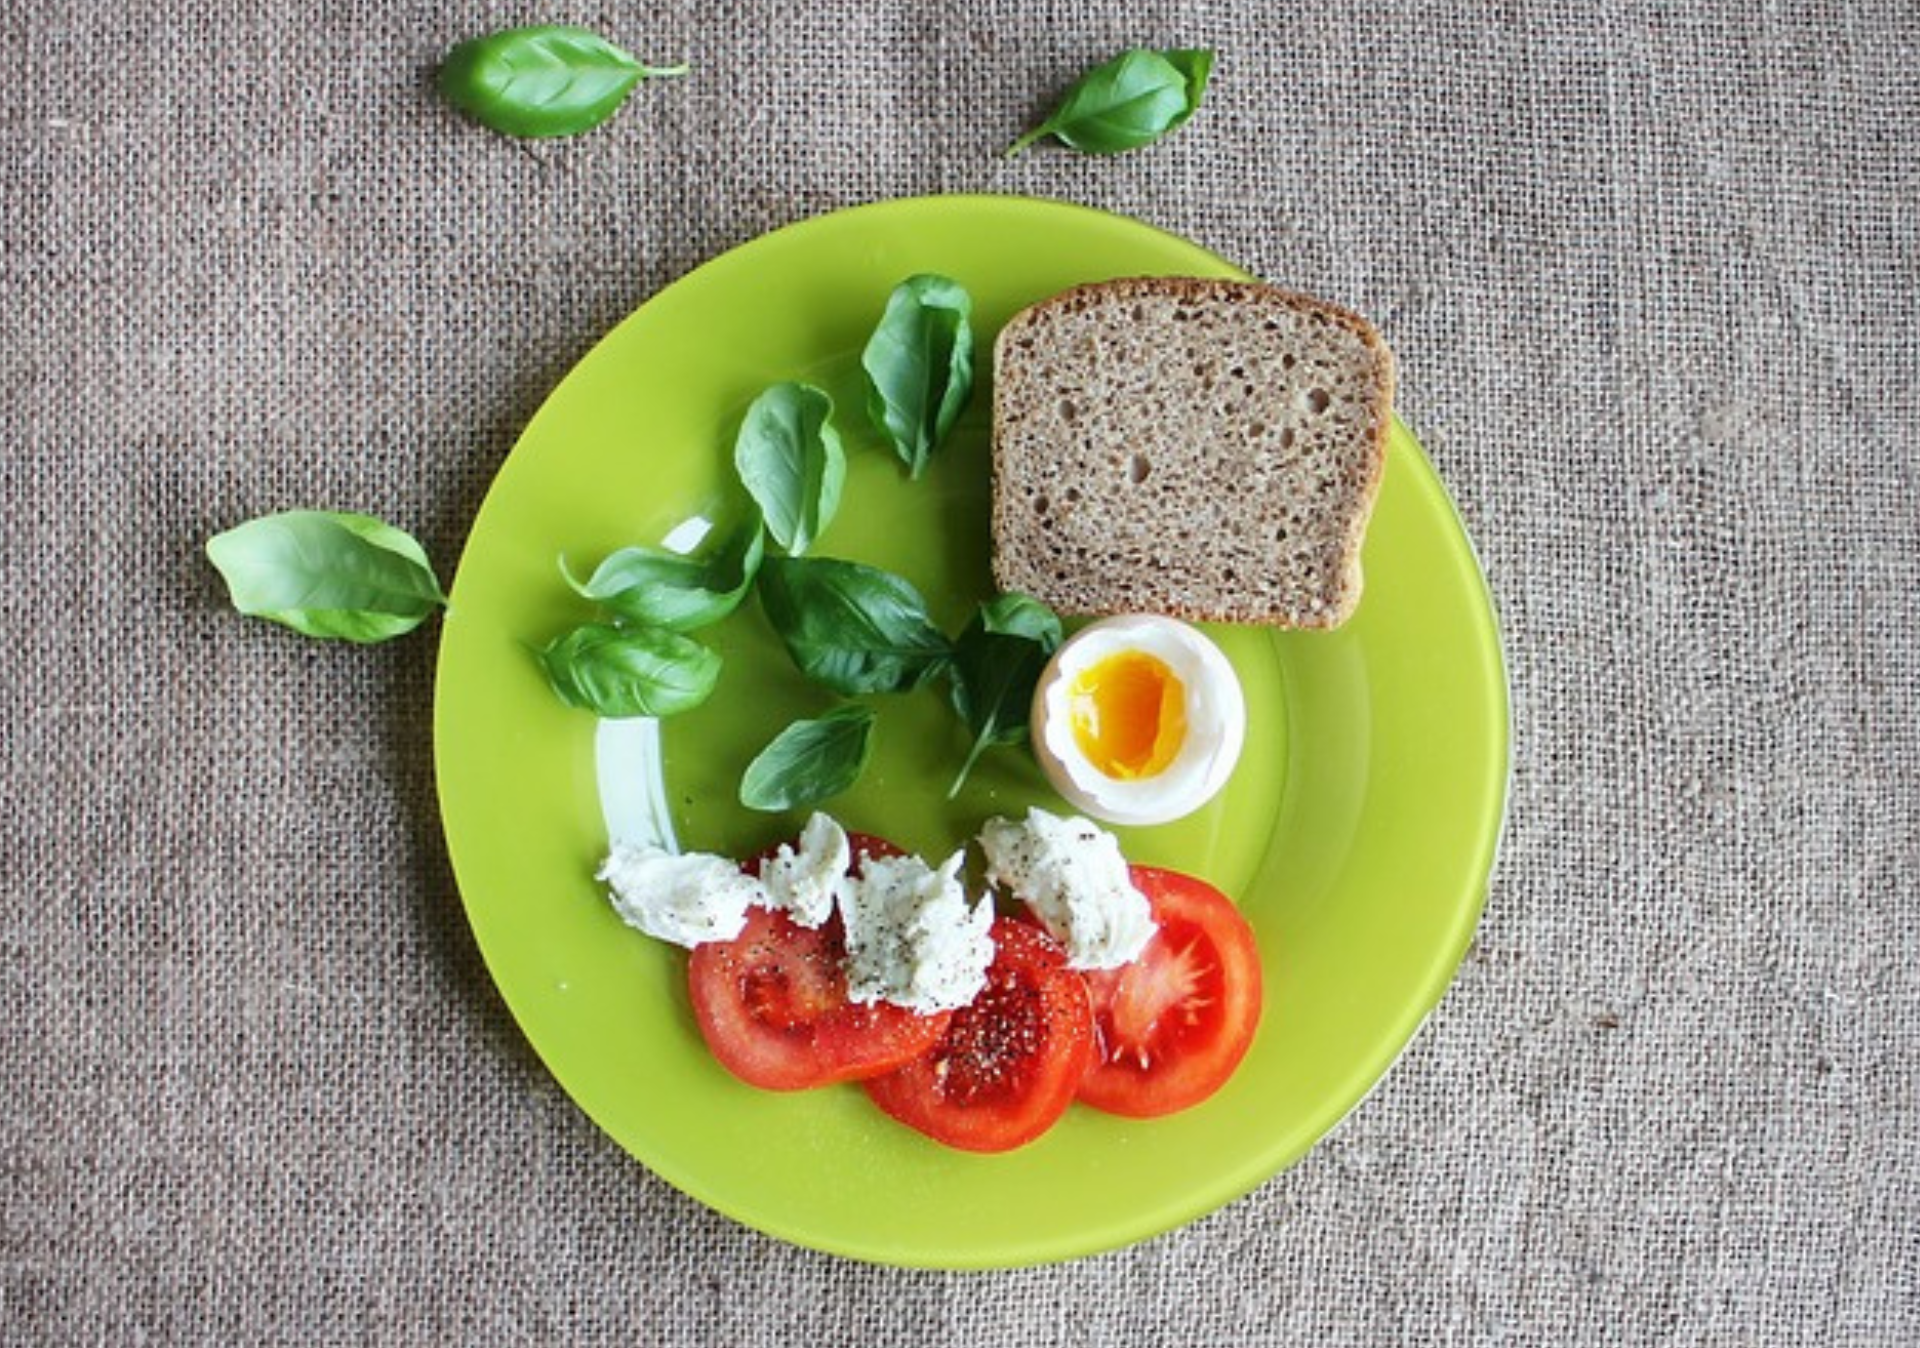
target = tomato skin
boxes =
[685,832,949,1091]
[863,919,1095,1153]
[1075,866,1263,1119]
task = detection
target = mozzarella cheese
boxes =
[759,812,849,929]
[838,850,995,1014]
[977,807,1155,970]
[596,814,994,1011]
[596,843,762,948]
[601,808,1150,1007]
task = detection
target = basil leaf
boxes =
[757,556,952,695]
[733,383,846,556]
[860,274,975,480]
[971,591,1064,647]
[945,593,1064,797]
[205,510,446,644]
[439,25,688,138]
[1006,48,1213,157]
[561,520,764,632]
[739,703,876,812]
[1160,48,1215,115]
[536,622,720,718]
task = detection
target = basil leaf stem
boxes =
[860,275,975,479]
[757,556,953,696]
[1006,48,1213,157]
[536,622,721,718]
[439,26,687,138]
[205,510,446,643]
[733,383,846,556]
[739,704,877,811]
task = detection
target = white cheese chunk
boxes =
[976,807,1156,970]
[839,850,994,1014]
[758,812,849,929]
[596,843,763,948]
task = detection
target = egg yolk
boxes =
[1068,651,1188,780]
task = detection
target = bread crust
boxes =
[989,276,1395,629]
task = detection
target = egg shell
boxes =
[1029,615,1248,827]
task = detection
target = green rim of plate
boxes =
[433,195,1510,1269]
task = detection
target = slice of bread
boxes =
[989,277,1395,628]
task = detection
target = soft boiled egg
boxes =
[1029,615,1247,827]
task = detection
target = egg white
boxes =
[1029,615,1248,827]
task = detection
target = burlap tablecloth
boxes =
[5,2,1915,1342]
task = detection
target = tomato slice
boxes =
[863,919,1095,1152]
[686,832,949,1091]
[1075,865,1263,1118]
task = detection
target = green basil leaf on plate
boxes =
[1006,47,1214,157]
[756,555,952,696]
[739,703,877,812]
[860,274,975,479]
[562,519,764,632]
[438,25,688,138]
[945,592,1064,797]
[733,383,846,556]
[205,510,446,644]
[536,622,721,718]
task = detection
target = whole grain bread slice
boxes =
[990,277,1395,628]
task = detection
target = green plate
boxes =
[434,195,1509,1269]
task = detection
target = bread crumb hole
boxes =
[1281,353,1296,369]
[1248,422,1266,438]
[1279,427,1296,449]
[1304,388,1331,414]
[1061,399,1079,423]
[1033,494,1051,515]
[1126,454,1151,485]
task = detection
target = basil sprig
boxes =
[536,622,721,718]
[739,703,877,812]
[439,25,688,138]
[205,510,446,644]
[734,383,846,556]
[860,275,975,479]
[1006,48,1213,157]
[757,556,952,696]
[944,593,1063,798]
[561,520,764,632]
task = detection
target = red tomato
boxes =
[1076,866,1263,1118]
[686,833,949,1091]
[863,919,1095,1152]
